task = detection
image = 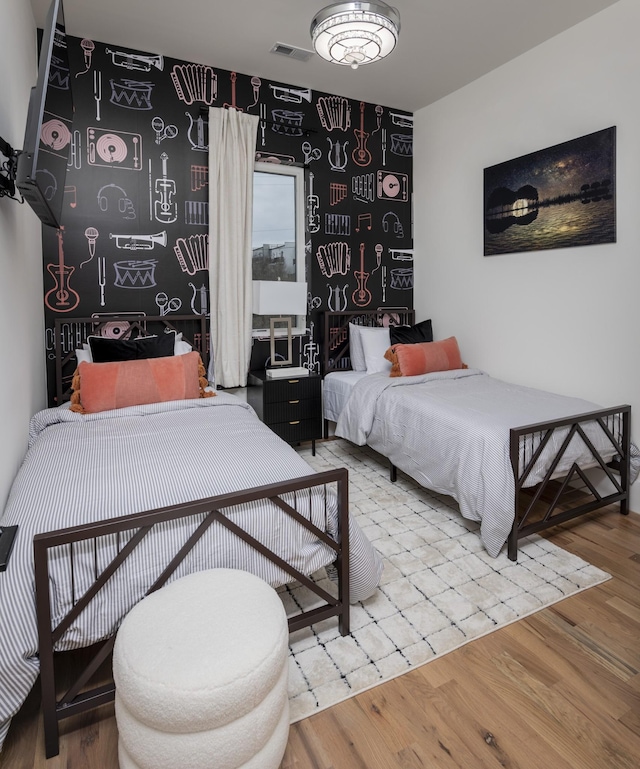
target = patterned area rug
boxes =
[285,438,610,722]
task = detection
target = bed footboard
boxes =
[34,469,349,759]
[508,405,631,560]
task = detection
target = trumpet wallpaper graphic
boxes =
[41,32,412,395]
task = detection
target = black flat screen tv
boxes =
[16,0,73,229]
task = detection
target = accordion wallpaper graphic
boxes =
[41,36,414,400]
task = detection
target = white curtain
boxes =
[208,107,259,388]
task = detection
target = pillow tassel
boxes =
[69,391,86,414]
[197,356,216,398]
[69,368,87,412]
[200,376,215,398]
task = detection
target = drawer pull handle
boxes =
[289,399,300,404]
[288,379,299,384]
[289,420,300,425]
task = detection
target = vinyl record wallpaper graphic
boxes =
[42,37,413,401]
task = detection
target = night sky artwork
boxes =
[484,127,616,256]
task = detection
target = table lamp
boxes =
[252,280,308,366]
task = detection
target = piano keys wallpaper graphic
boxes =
[41,36,413,392]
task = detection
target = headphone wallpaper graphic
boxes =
[97,183,136,218]
[42,36,413,397]
[382,211,404,237]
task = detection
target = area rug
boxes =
[284,438,610,722]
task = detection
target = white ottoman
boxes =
[113,568,290,769]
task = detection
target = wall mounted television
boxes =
[16,0,73,229]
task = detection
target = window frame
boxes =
[251,162,306,338]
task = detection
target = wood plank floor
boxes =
[1,506,638,768]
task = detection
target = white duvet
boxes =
[337,368,638,558]
[0,394,383,751]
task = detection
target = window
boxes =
[252,163,305,335]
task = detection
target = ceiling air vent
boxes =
[270,42,314,62]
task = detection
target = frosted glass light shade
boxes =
[311,2,400,68]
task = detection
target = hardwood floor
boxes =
[1,507,639,768]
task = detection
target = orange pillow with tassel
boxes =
[384,337,463,377]
[70,351,214,413]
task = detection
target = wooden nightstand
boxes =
[247,371,322,455]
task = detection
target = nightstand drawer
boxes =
[247,371,323,453]
[262,376,320,404]
[269,417,322,445]
[264,398,318,423]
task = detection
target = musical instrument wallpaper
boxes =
[41,35,413,398]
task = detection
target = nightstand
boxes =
[247,371,322,455]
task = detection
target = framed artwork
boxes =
[484,126,616,256]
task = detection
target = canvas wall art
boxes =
[484,127,616,256]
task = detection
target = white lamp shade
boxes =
[252,281,308,316]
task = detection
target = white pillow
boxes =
[75,346,92,364]
[348,323,367,371]
[358,326,391,374]
[173,331,193,356]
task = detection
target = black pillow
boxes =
[390,319,433,345]
[88,332,176,362]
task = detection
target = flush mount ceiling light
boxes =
[310,1,401,69]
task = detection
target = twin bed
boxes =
[0,309,636,759]
[323,310,637,560]
[0,314,382,758]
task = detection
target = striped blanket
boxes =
[337,368,639,558]
[0,394,383,751]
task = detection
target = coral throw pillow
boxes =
[385,337,463,377]
[70,351,214,413]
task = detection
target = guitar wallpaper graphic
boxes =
[483,127,615,256]
[40,35,413,401]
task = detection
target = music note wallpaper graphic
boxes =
[40,32,413,399]
[484,127,616,256]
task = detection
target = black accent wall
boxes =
[42,36,413,401]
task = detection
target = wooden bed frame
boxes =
[26,314,351,758]
[323,310,631,561]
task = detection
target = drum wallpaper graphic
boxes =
[41,36,413,398]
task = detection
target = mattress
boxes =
[323,371,369,423]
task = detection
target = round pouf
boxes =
[113,568,290,769]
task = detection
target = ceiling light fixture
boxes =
[310,1,401,70]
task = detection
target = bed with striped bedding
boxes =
[0,394,383,754]
[336,368,638,559]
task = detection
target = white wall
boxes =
[413,0,640,513]
[0,0,46,509]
